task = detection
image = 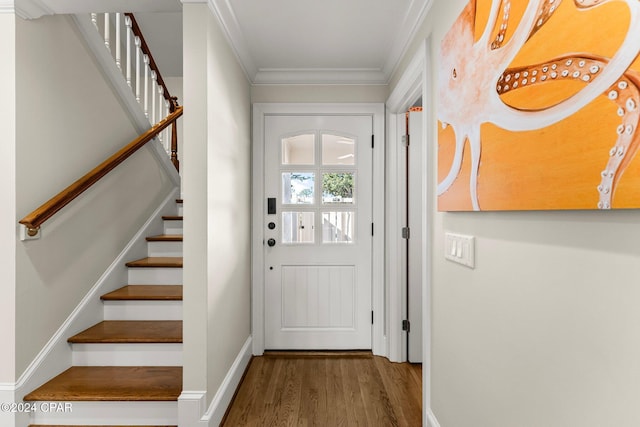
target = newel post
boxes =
[170,97,179,172]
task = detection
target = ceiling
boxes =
[16,0,433,84]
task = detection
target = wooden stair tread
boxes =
[24,366,182,401]
[68,321,182,343]
[162,215,183,221]
[125,257,183,268]
[146,234,183,242]
[101,285,183,301]
[176,198,183,203]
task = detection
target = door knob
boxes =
[267,238,276,247]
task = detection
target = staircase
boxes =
[24,200,184,426]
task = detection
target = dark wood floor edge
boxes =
[263,350,373,358]
[218,355,255,427]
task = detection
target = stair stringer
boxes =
[14,187,180,412]
[70,13,180,188]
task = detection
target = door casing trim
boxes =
[251,103,386,356]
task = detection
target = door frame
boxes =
[385,38,433,423]
[252,103,386,356]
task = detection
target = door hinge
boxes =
[402,227,410,239]
[371,135,375,149]
[371,311,374,324]
[402,135,410,147]
[402,319,411,332]
[371,223,374,236]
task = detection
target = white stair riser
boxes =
[104,300,183,320]
[72,343,182,366]
[164,220,183,234]
[29,401,177,425]
[148,240,183,257]
[128,267,182,284]
[177,204,183,216]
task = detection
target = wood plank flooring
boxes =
[222,352,421,427]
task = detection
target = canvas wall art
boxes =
[437,0,640,211]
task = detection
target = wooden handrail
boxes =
[125,13,176,109]
[19,106,183,234]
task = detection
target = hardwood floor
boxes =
[222,352,422,427]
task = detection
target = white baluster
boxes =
[135,36,141,103]
[143,54,150,119]
[157,86,164,130]
[115,13,121,70]
[151,71,157,124]
[163,99,170,149]
[104,13,110,52]
[125,16,132,88]
[91,13,98,30]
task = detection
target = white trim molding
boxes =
[252,103,386,357]
[253,68,388,86]
[179,336,252,426]
[427,408,441,427]
[0,0,14,13]
[206,0,257,83]
[382,0,434,80]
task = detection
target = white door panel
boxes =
[264,115,373,349]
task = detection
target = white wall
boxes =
[182,3,252,413]
[0,11,17,389]
[392,1,640,426]
[15,15,176,378]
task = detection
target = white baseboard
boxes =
[427,408,441,427]
[179,336,253,426]
[14,189,179,402]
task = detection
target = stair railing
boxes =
[19,106,183,238]
[19,12,183,238]
[88,12,180,169]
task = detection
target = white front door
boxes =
[263,115,373,350]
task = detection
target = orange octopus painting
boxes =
[437,0,640,211]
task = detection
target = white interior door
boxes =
[408,110,423,362]
[264,115,373,350]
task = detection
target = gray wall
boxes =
[182,3,252,407]
[392,1,640,426]
[14,15,175,378]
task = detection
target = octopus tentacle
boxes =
[490,0,511,50]
[467,127,483,210]
[497,55,640,209]
[597,71,640,209]
[481,0,507,47]
[497,54,605,95]
[437,127,468,196]
[528,0,563,41]
[490,0,640,131]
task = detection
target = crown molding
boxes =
[383,0,433,80]
[0,0,14,14]
[253,68,388,86]
[14,0,52,18]
[206,0,257,83]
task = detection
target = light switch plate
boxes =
[444,232,475,268]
